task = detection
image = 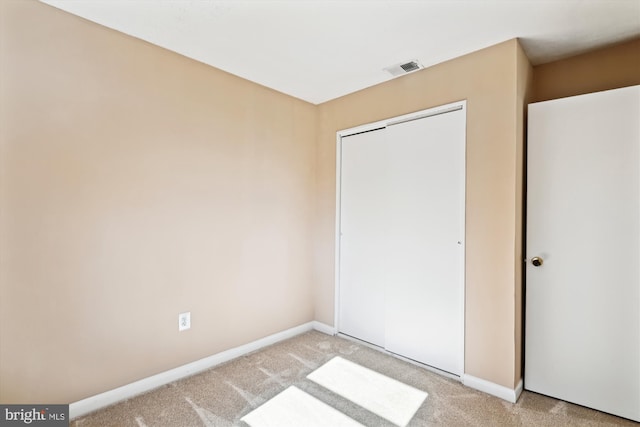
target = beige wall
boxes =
[0,1,316,403]
[314,39,530,389]
[533,38,640,102]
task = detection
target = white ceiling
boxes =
[39,0,640,104]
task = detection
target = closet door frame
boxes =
[334,100,467,376]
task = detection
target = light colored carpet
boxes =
[71,331,638,426]
[306,356,426,426]
[241,386,364,427]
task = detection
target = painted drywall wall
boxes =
[0,0,316,403]
[533,38,640,102]
[315,39,530,389]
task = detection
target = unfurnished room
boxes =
[1,1,639,426]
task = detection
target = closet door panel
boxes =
[384,110,465,375]
[338,129,389,347]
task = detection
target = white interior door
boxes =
[525,86,640,422]
[383,110,465,376]
[338,103,465,376]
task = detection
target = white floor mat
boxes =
[240,386,364,427]
[307,356,427,427]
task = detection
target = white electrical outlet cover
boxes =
[178,312,191,331]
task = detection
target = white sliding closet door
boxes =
[338,128,389,347]
[384,110,465,375]
[338,103,466,376]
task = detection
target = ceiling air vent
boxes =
[384,60,424,77]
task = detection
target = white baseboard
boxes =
[312,321,336,335]
[70,321,322,420]
[462,374,523,403]
[514,378,523,402]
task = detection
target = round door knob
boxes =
[531,257,543,267]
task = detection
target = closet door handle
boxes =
[531,257,544,267]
